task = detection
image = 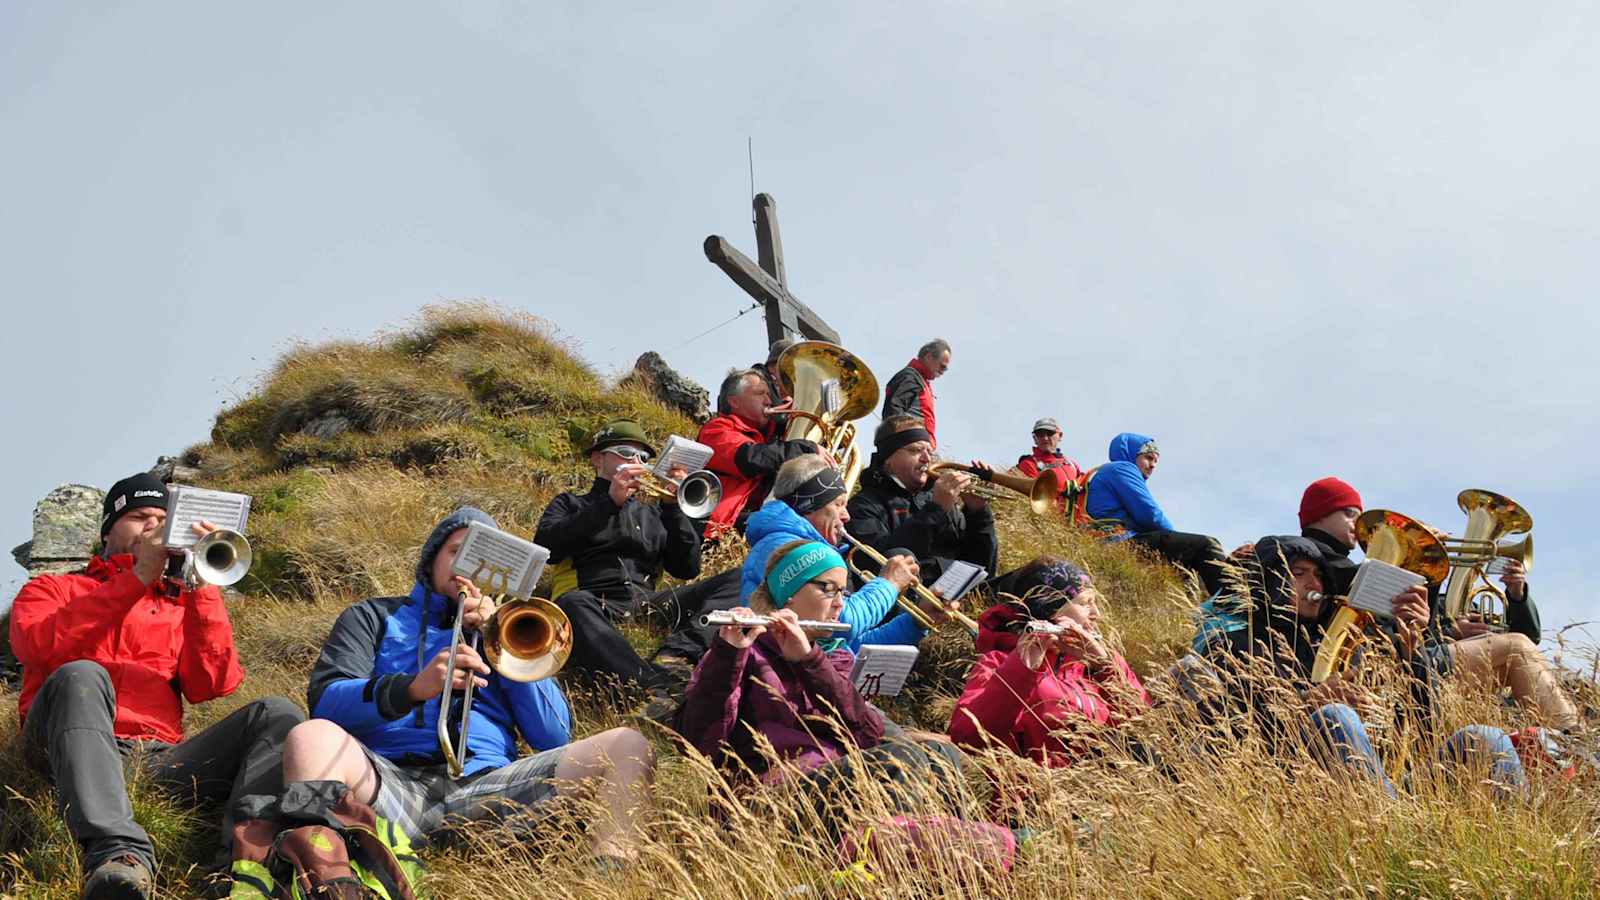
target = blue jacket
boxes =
[307,582,572,778]
[740,501,926,650]
[1085,432,1175,540]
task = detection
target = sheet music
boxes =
[930,560,986,603]
[819,379,843,415]
[849,644,920,699]
[653,435,714,478]
[450,521,550,599]
[1347,559,1425,618]
[164,487,251,550]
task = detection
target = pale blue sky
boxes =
[3,3,1595,654]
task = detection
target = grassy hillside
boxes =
[2,303,1596,898]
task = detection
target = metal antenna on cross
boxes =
[703,193,842,346]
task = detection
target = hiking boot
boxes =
[641,687,681,725]
[83,853,153,900]
[652,654,695,691]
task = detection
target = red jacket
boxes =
[9,554,244,744]
[1015,447,1081,482]
[697,413,818,538]
[949,605,1148,769]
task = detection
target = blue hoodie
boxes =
[306,509,572,777]
[1084,432,1175,540]
[740,500,926,650]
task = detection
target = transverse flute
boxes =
[699,611,852,634]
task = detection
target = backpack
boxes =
[1058,466,1125,538]
[229,781,427,900]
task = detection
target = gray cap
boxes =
[1032,417,1060,434]
[767,337,797,364]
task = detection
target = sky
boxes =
[2,3,1596,656]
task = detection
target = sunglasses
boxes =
[604,446,652,463]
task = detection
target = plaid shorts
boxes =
[363,746,566,840]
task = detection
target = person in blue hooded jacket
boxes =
[738,456,939,651]
[278,507,656,867]
[1084,432,1230,595]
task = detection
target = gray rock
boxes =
[12,540,31,569]
[624,352,711,424]
[23,484,105,574]
[301,412,353,440]
[149,455,201,484]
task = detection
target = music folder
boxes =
[163,486,251,550]
[449,522,549,599]
[929,560,987,604]
[1346,559,1426,619]
[849,644,920,699]
[653,435,714,479]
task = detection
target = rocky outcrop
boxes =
[149,454,203,484]
[11,483,105,577]
[622,352,711,424]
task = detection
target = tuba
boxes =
[1438,489,1532,632]
[926,461,1066,516]
[1310,509,1450,683]
[775,342,879,493]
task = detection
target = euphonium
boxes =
[926,461,1066,516]
[439,593,573,778]
[840,530,981,637]
[1310,510,1450,683]
[1439,489,1532,632]
[775,341,879,493]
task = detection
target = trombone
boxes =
[627,465,724,519]
[438,587,573,778]
[925,461,1066,516]
[839,531,980,637]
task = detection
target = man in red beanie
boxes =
[1297,476,1365,595]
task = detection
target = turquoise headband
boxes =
[765,542,846,608]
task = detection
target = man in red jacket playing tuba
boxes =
[9,472,301,900]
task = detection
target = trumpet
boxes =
[839,531,981,637]
[626,465,724,519]
[926,461,1066,516]
[439,591,573,779]
[698,610,852,634]
[169,529,253,590]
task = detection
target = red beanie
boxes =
[1299,477,1363,529]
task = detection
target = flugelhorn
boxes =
[839,531,981,637]
[1310,509,1450,683]
[1439,489,1532,631]
[439,590,573,779]
[699,610,852,634]
[775,342,879,494]
[926,461,1066,516]
[628,465,724,519]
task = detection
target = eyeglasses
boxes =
[604,446,651,463]
[806,580,845,599]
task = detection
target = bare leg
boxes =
[1451,634,1579,731]
[552,727,655,860]
[280,719,382,804]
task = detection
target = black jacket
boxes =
[881,365,925,422]
[1300,527,1359,596]
[845,467,999,585]
[535,477,702,604]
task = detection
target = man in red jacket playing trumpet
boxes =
[9,473,301,900]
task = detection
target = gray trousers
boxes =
[21,660,303,874]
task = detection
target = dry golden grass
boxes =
[3,301,1597,898]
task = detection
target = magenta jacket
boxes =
[679,632,884,786]
[949,604,1149,768]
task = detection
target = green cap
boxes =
[584,419,656,456]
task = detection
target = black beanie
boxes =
[101,473,169,537]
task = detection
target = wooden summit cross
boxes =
[704,193,841,346]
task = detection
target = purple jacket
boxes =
[679,632,884,786]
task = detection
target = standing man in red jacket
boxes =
[881,338,950,448]
[697,368,822,539]
[9,473,302,899]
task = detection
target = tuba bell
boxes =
[1310,509,1450,683]
[775,341,879,493]
[1439,489,1532,632]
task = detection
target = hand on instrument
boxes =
[1499,559,1527,602]
[452,577,497,630]
[962,462,992,511]
[610,464,644,506]
[665,464,689,487]
[717,606,766,649]
[1018,630,1061,671]
[1451,617,1492,640]
[913,587,953,626]
[880,554,921,593]
[409,644,490,702]
[768,609,814,661]
[1391,585,1430,657]
[1056,620,1110,667]
[132,516,171,585]
[932,471,969,513]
